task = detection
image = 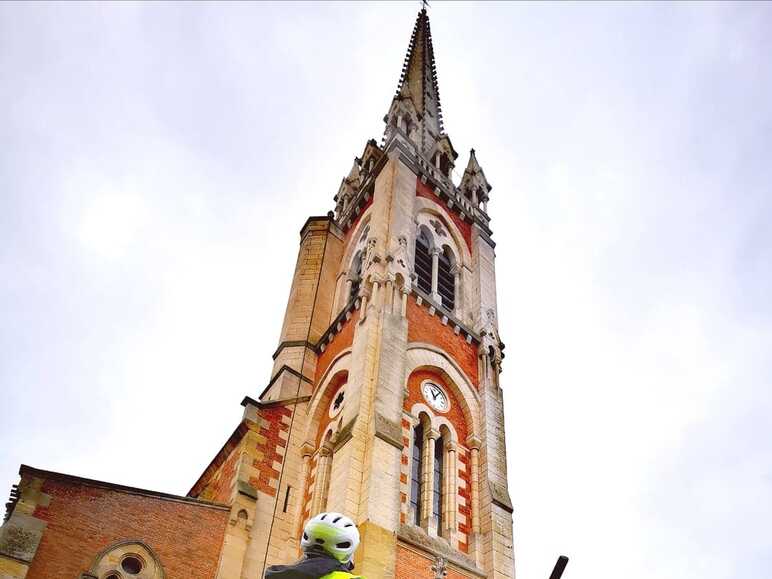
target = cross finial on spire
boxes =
[421,0,430,12]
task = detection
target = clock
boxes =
[421,381,449,412]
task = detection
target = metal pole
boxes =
[548,556,569,579]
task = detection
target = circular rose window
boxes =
[121,555,143,575]
[328,385,345,418]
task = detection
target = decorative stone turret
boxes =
[460,149,493,213]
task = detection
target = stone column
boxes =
[445,439,459,545]
[310,442,333,516]
[385,276,394,314]
[451,264,462,318]
[400,288,409,317]
[358,288,369,321]
[422,428,440,533]
[370,278,380,312]
[294,442,315,540]
[467,434,482,566]
[430,247,441,302]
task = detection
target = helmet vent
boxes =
[344,523,354,527]
[320,513,328,520]
[336,541,351,548]
[333,515,342,523]
[315,539,325,545]
[303,532,308,540]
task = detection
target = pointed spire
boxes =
[460,148,492,209]
[396,8,444,134]
[385,9,446,153]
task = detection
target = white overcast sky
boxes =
[1,2,771,578]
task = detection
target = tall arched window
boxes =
[414,229,433,295]
[433,435,444,535]
[437,246,455,311]
[410,422,424,525]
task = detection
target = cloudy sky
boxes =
[1,2,771,578]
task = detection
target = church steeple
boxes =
[384,9,456,163]
[397,8,444,136]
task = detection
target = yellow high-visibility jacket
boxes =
[320,572,363,579]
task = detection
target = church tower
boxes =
[0,9,515,579]
[188,8,515,579]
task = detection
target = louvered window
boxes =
[437,249,455,311]
[414,234,433,295]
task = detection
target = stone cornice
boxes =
[272,340,316,360]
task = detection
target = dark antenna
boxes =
[421,0,430,11]
[549,556,569,579]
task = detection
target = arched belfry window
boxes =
[439,153,451,178]
[437,246,455,311]
[414,228,433,295]
[349,250,363,301]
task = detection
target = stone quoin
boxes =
[0,8,514,579]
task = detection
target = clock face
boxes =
[422,381,449,412]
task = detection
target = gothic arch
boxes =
[405,344,481,438]
[341,212,373,277]
[407,401,460,444]
[414,198,472,267]
[302,349,351,445]
[335,212,374,313]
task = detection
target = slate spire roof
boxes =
[387,8,448,153]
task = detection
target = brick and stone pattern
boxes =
[400,369,472,553]
[314,308,358,384]
[395,543,478,579]
[406,296,479,387]
[2,467,229,579]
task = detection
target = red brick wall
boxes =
[395,544,472,579]
[407,296,479,387]
[416,178,472,252]
[207,445,239,504]
[26,477,228,579]
[314,308,358,384]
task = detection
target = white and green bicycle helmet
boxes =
[301,512,360,563]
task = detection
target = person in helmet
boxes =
[264,512,362,579]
